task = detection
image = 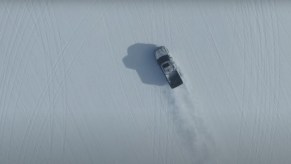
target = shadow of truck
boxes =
[123,43,166,86]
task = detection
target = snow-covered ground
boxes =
[1,1,291,164]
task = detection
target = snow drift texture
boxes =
[0,1,291,164]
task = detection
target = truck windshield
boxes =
[162,63,170,68]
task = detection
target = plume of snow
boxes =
[165,77,213,164]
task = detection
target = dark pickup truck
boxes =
[155,46,183,89]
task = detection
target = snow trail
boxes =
[165,79,213,164]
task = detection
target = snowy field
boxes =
[1,1,291,164]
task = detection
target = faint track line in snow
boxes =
[0,3,29,157]
[198,6,243,115]
[5,8,34,161]
[17,1,104,161]
[233,2,282,162]
[20,39,86,163]
[234,2,254,162]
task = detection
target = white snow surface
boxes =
[1,1,291,164]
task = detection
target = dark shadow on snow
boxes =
[123,43,167,86]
